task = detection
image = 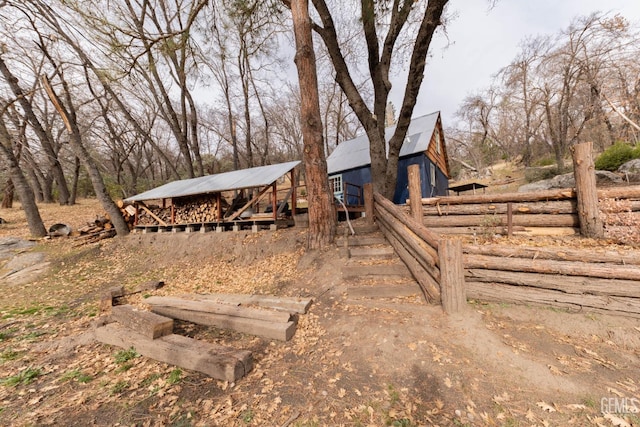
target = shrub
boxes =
[595,142,637,171]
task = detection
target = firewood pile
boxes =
[135,204,171,226]
[72,215,117,245]
[173,194,229,224]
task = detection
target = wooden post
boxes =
[291,169,297,215]
[572,141,604,238]
[272,182,278,220]
[364,183,374,224]
[408,164,423,223]
[507,202,513,237]
[438,238,466,313]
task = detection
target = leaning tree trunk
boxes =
[41,75,130,237]
[0,120,47,237]
[290,0,336,249]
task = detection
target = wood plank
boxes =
[465,254,640,281]
[348,246,395,259]
[421,185,640,206]
[466,281,640,318]
[347,283,420,298]
[420,200,578,216]
[464,243,640,266]
[466,269,640,298]
[190,293,313,314]
[341,263,411,279]
[150,306,297,341]
[145,296,292,323]
[111,305,173,339]
[94,322,253,381]
[421,213,578,228]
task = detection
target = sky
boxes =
[408,0,640,128]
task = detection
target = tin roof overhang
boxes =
[125,160,300,202]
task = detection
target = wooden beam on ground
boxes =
[187,293,313,314]
[144,296,293,323]
[149,305,297,341]
[111,305,174,339]
[94,322,253,381]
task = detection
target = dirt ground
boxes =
[0,200,639,427]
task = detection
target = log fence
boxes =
[367,142,640,317]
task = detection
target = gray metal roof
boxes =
[125,160,301,202]
[327,111,440,174]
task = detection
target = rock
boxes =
[518,171,622,192]
[618,159,640,174]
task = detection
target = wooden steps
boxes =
[348,246,395,260]
[337,222,421,300]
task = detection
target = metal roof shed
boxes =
[125,161,300,202]
[125,161,301,230]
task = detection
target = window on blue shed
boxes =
[434,127,441,154]
[430,163,436,187]
[329,175,343,194]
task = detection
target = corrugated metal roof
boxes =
[327,111,440,174]
[125,160,300,202]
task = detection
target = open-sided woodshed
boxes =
[123,161,302,233]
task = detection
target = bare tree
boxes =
[310,0,449,198]
[0,107,46,236]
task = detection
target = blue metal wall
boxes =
[330,153,448,205]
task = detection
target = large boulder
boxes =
[618,159,640,183]
[618,159,640,173]
[518,171,622,192]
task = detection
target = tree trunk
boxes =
[41,74,130,237]
[0,118,46,237]
[290,0,335,249]
[572,141,603,238]
[70,156,80,205]
[2,178,14,209]
[0,55,70,205]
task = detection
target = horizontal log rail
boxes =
[421,185,640,206]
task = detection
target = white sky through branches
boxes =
[411,0,640,128]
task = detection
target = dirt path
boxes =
[0,225,638,426]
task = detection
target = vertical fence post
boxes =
[439,238,466,313]
[364,183,374,224]
[572,141,604,238]
[408,164,423,224]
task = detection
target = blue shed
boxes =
[326,112,450,205]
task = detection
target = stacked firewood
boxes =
[72,215,118,245]
[173,194,230,224]
[135,204,171,226]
